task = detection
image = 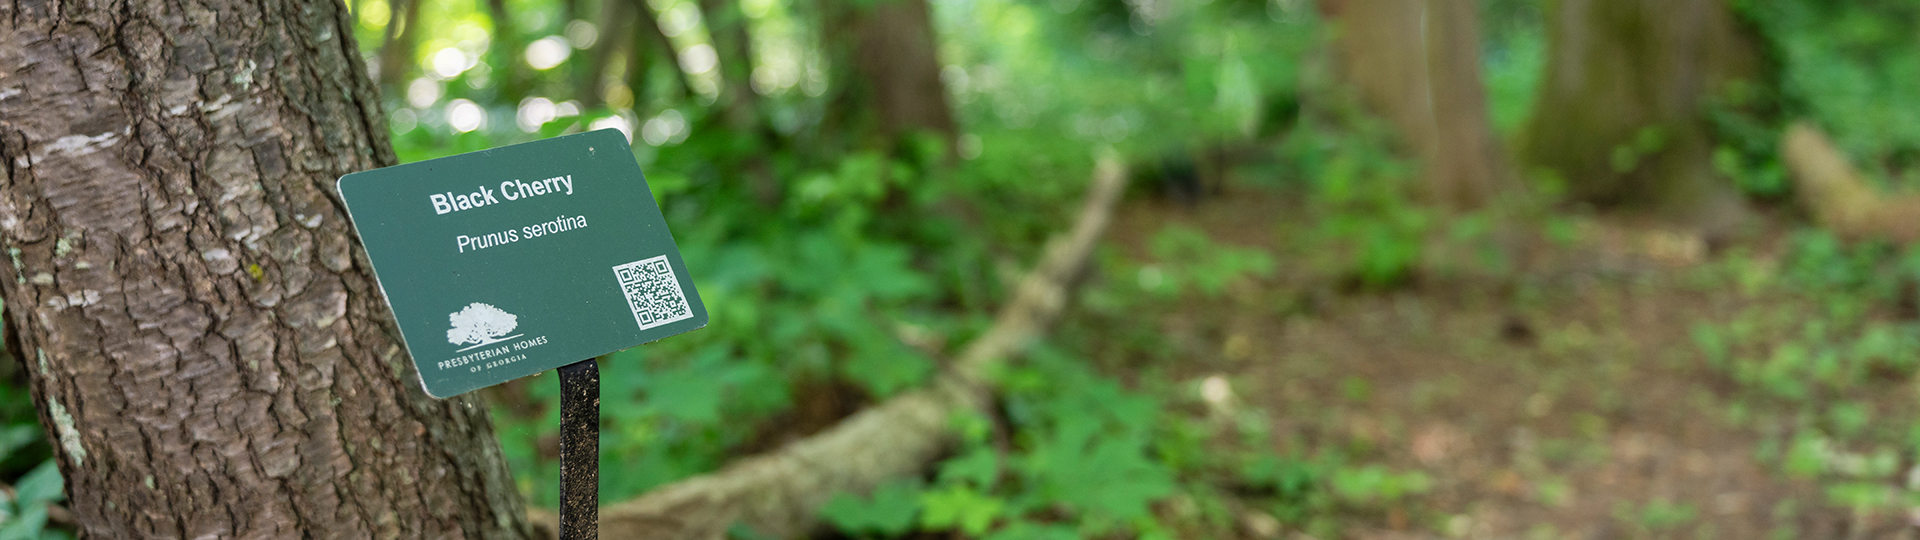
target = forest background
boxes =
[6,0,1920,538]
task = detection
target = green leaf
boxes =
[982,521,1080,540]
[919,485,1005,535]
[0,425,41,464]
[1330,465,1431,503]
[0,504,48,540]
[937,447,1001,488]
[648,363,726,424]
[14,460,63,506]
[820,481,921,536]
[840,338,934,397]
[1783,434,1828,478]
[1020,435,1174,522]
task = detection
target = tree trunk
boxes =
[488,0,535,103]
[378,0,424,91]
[581,0,690,107]
[825,0,958,154]
[623,15,655,107]
[1319,0,1509,211]
[1424,0,1505,209]
[636,0,693,100]
[1522,0,1759,227]
[580,0,635,107]
[0,0,533,538]
[698,0,760,128]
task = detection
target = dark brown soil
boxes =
[1091,185,1906,539]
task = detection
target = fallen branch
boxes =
[1783,121,1920,243]
[530,154,1128,539]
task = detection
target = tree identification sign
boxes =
[338,129,707,398]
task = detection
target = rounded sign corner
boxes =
[419,377,454,400]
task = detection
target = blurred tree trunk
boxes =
[700,0,761,127]
[580,0,634,106]
[582,0,691,107]
[636,0,693,100]
[1425,1,1506,209]
[624,15,657,104]
[1522,0,1759,227]
[489,0,535,102]
[1319,0,1509,211]
[824,0,958,155]
[378,0,423,92]
[0,0,532,538]
[697,0,780,201]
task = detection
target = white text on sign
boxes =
[430,175,576,215]
[456,214,591,253]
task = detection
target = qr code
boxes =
[613,255,693,330]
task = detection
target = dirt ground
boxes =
[1093,185,1912,539]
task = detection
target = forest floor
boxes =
[1084,184,1912,539]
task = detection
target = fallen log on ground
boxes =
[529,154,1128,539]
[1783,121,1920,244]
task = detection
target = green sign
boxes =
[338,129,706,398]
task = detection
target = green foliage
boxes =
[982,347,1177,534]
[815,341,1435,538]
[918,484,1006,535]
[1607,125,1671,174]
[351,0,1328,515]
[1705,1,1920,200]
[1284,123,1431,289]
[1739,0,1920,189]
[1139,225,1275,298]
[1691,229,1920,514]
[393,0,1358,514]
[1327,465,1431,504]
[816,348,1178,537]
[0,355,61,539]
[821,481,922,537]
[1615,498,1696,533]
[0,389,46,476]
[1480,0,1548,137]
[1706,81,1792,198]
[0,460,70,540]
[6,0,1919,534]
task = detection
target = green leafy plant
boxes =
[1283,123,1431,289]
[1140,225,1276,298]
[0,460,69,540]
[821,481,922,537]
[1692,230,1920,516]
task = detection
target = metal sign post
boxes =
[558,359,600,540]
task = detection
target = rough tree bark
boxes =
[824,0,958,154]
[0,0,532,537]
[1522,0,1760,228]
[1319,0,1509,210]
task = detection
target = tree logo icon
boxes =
[447,302,523,352]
